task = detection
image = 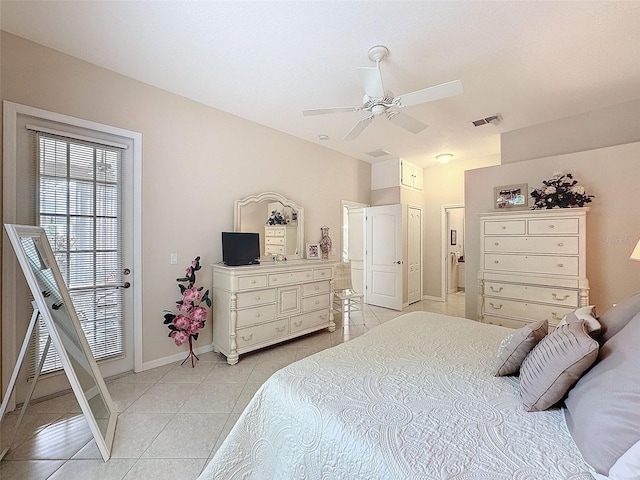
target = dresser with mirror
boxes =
[212,192,335,364]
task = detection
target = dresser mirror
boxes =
[234,192,304,259]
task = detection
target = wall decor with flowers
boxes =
[163,256,211,367]
[530,172,594,209]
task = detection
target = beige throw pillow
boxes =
[494,320,548,377]
[556,305,601,338]
[519,321,598,412]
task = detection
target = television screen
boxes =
[222,232,261,266]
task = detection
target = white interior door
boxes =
[407,206,422,304]
[365,204,403,310]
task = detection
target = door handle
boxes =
[395,261,402,264]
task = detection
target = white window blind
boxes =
[30,131,125,376]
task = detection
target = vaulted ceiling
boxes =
[2,1,639,167]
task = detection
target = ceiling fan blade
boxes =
[343,115,373,141]
[356,67,384,98]
[303,106,360,116]
[387,112,427,134]
[393,80,463,108]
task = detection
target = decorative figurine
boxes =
[319,225,332,260]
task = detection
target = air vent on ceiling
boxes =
[365,148,392,158]
[472,114,502,127]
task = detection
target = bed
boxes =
[199,311,604,479]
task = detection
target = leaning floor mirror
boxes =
[1,224,117,461]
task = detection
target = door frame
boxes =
[2,101,143,407]
[341,200,368,293]
[439,204,465,302]
[407,204,423,305]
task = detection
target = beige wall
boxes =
[422,156,501,299]
[501,98,640,164]
[1,32,370,368]
[465,141,640,319]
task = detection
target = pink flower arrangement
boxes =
[163,256,211,348]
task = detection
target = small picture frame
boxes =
[450,229,457,246]
[306,243,320,260]
[494,183,528,210]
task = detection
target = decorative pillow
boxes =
[556,305,601,338]
[564,310,640,476]
[494,320,547,377]
[597,291,640,344]
[519,321,598,412]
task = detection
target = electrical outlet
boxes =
[170,253,178,265]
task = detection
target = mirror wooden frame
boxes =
[2,224,117,461]
[234,192,305,260]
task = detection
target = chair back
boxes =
[332,262,354,291]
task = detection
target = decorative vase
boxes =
[319,225,332,260]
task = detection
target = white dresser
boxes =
[264,225,298,256]
[212,260,335,364]
[477,208,589,329]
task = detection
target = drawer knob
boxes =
[294,320,303,327]
[501,226,506,230]
[557,243,564,247]
[320,314,327,320]
[552,293,570,301]
[549,224,555,228]
[315,286,320,290]
[241,333,253,341]
[251,280,256,284]
[552,312,563,321]
[255,296,260,300]
[489,302,503,310]
[315,300,320,304]
[494,260,499,264]
[276,325,286,333]
[255,313,260,317]
[557,263,564,268]
[490,286,503,293]
[494,242,499,246]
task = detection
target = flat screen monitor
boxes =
[222,232,261,266]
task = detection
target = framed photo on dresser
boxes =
[494,183,528,210]
[306,243,320,259]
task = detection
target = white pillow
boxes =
[591,439,640,480]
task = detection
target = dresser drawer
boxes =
[484,220,526,235]
[266,236,286,245]
[291,310,330,334]
[236,304,277,328]
[269,269,313,285]
[528,218,579,235]
[302,293,330,312]
[266,245,286,255]
[237,274,268,290]
[483,316,528,329]
[486,254,579,276]
[484,281,578,306]
[313,268,332,280]
[484,297,574,325]
[302,280,330,297]
[236,319,289,349]
[264,227,285,237]
[484,236,579,255]
[236,288,276,308]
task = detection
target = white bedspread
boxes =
[199,312,593,480]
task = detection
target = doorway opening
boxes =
[441,205,465,305]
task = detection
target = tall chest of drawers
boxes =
[478,208,589,329]
[264,225,298,256]
[212,261,335,364]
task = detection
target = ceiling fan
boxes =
[303,45,463,141]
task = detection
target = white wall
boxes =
[0,32,371,369]
[465,141,640,319]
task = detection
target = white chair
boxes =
[332,262,364,323]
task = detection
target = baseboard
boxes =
[423,295,445,302]
[140,343,214,372]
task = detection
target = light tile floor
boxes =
[0,293,466,480]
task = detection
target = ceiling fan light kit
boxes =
[303,45,463,141]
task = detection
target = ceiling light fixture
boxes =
[318,134,329,141]
[436,153,453,164]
